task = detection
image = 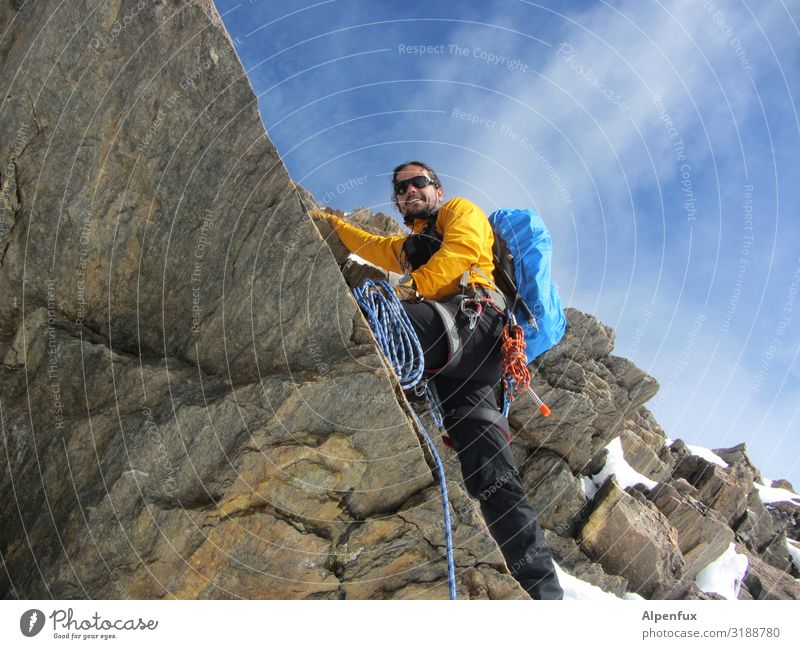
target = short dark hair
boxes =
[391,161,442,211]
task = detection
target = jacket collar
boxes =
[406,209,439,233]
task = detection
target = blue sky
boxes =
[214,0,800,487]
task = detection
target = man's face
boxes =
[394,164,444,220]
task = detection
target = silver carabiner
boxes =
[460,298,482,331]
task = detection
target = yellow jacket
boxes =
[312,197,495,301]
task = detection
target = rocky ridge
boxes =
[1,0,797,600]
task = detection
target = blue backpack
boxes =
[488,208,566,364]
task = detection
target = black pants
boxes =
[402,299,564,600]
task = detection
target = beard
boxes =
[401,195,439,222]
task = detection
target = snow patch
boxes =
[580,475,598,500]
[686,444,729,468]
[555,562,643,600]
[786,539,800,575]
[556,563,618,600]
[694,542,748,600]
[663,438,729,468]
[588,437,658,491]
[623,591,645,600]
[753,482,800,506]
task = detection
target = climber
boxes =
[312,161,564,600]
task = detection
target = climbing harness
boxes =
[447,278,552,421]
[352,278,457,600]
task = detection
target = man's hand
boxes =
[391,284,418,301]
[310,210,340,229]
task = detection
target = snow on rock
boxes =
[589,437,658,492]
[753,481,800,506]
[555,563,617,600]
[786,539,800,575]
[694,543,749,600]
[554,562,644,600]
[557,565,619,600]
[622,591,646,600]
[686,444,729,468]
[581,475,598,500]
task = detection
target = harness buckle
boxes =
[459,297,483,331]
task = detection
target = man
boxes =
[313,161,564,600]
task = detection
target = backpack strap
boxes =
[465,263,499,293]
[427,300,463,372]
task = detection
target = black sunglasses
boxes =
[394,175,436,195]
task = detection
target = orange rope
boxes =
[501,323,531,400]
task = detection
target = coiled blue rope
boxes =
[352,279,424,389]
[352,278,457,600]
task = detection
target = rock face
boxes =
[519,450,586,537]
[0,0,521,600]
[579,477,684,596]
[1,0,798,601]
[2,0,314,384]
[647,482,734,580]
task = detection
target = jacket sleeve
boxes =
[410,198,493,300]
[310,210,406,274]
